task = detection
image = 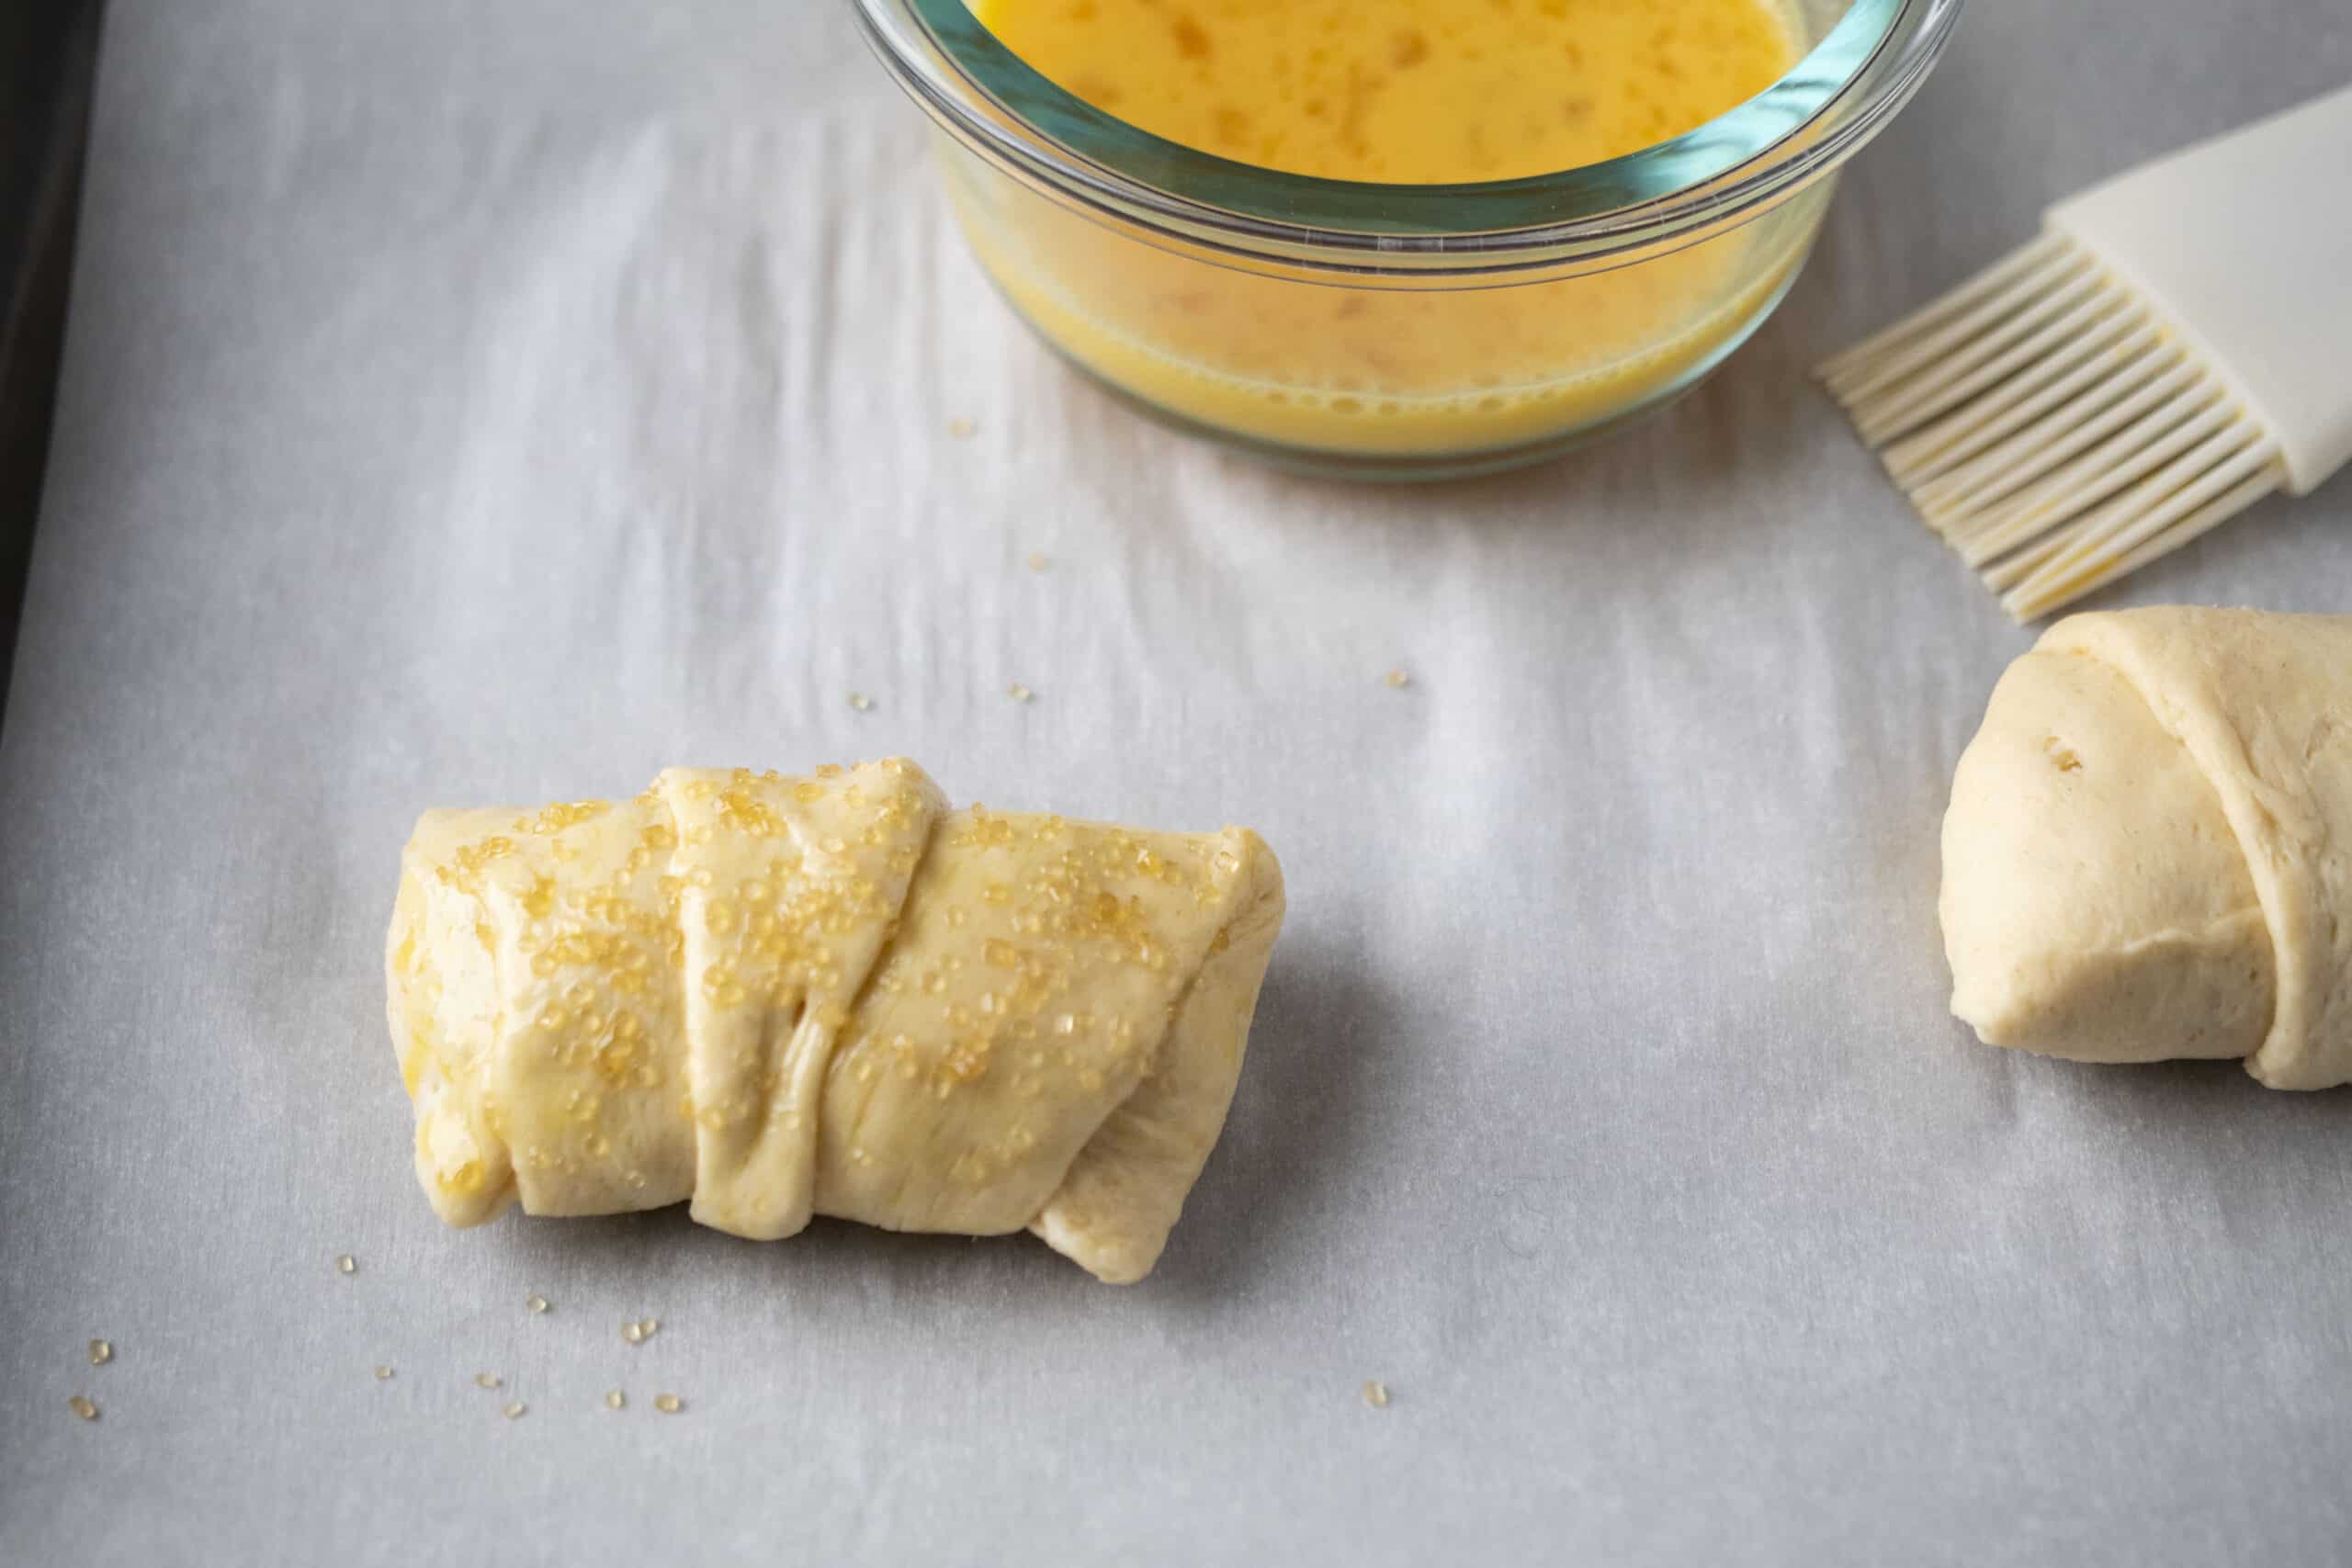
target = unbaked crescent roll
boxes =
[386,760,1285,1281]
[1940,607,2352,1089]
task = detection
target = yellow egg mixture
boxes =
[955,0,1807,457]
[972,0,1795,182]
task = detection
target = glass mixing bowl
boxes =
[854,0,1962,479]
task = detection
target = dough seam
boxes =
[2055,642,2286,1061]
[2049,626,2334,1087]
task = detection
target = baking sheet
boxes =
[0,0,102,728]
[5,2,2351,1562]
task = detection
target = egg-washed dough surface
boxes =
[1941,608,2352,1089]
[386,761,1285,1281]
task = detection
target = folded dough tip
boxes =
[386,761,1286,1278]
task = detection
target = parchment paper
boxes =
[5,2,2351,1562]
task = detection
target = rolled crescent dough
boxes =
[1941,607,2352,1089]
[386,760,1285,1281]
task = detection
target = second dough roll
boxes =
[1941,607,2352,1089]
[387,760,1285,1281]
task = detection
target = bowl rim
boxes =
[853,0,1964,264]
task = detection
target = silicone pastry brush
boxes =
[1819,85,2352,621]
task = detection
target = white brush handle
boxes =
[2049,84,2352,496]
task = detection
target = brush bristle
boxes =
[1821,233,2286,620]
